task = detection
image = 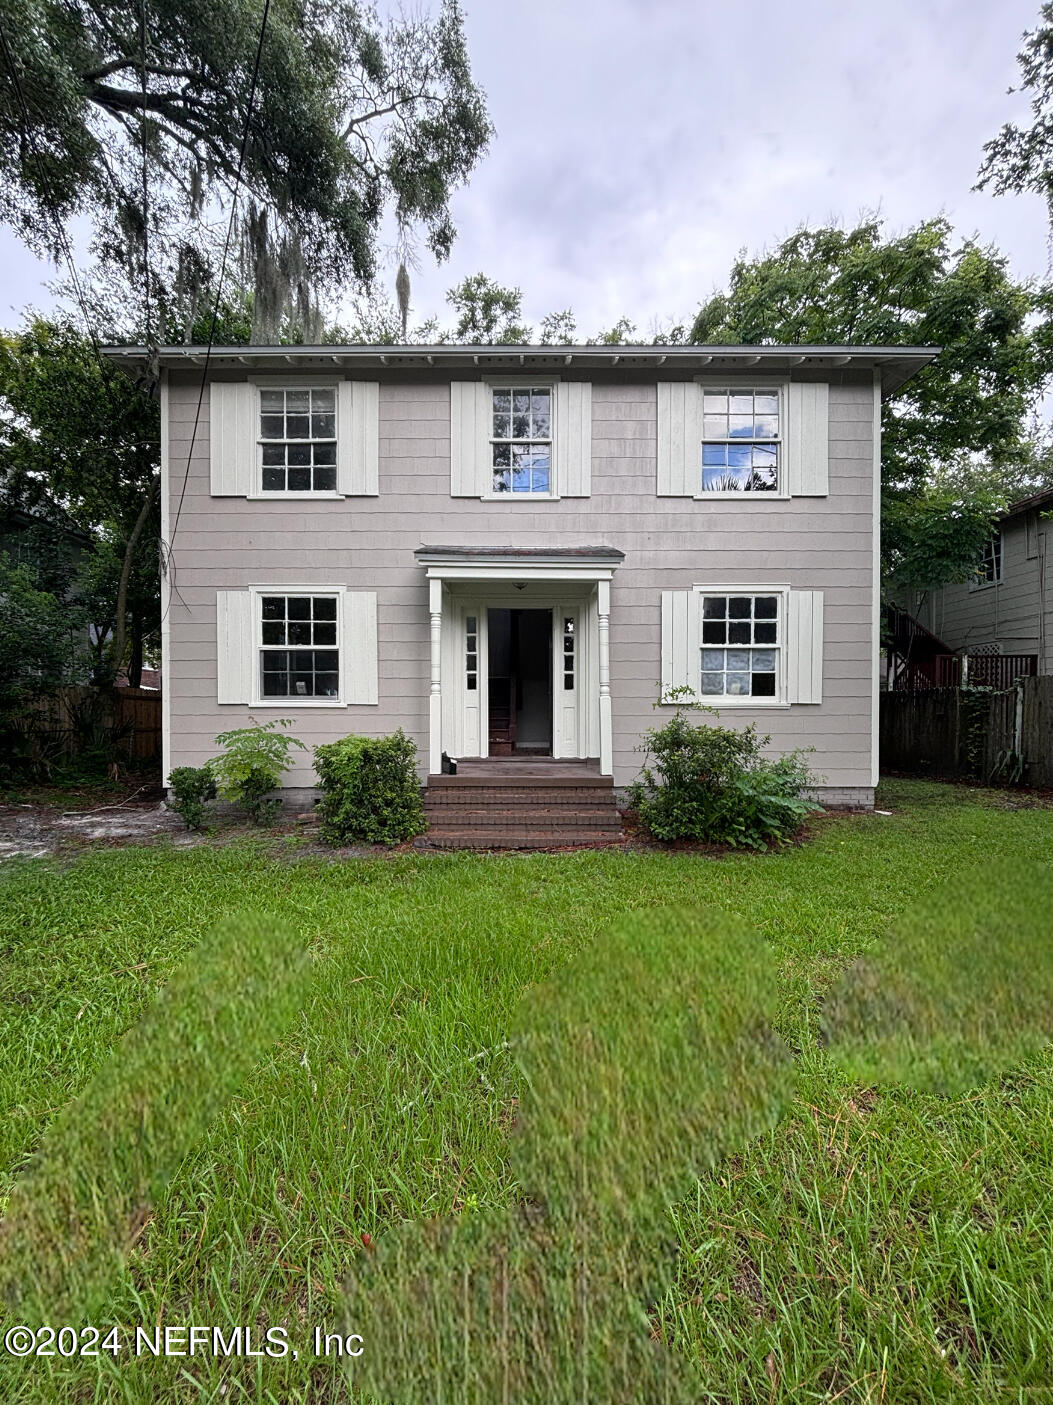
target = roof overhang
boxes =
[415,544,623,583]
[103,342,939,397]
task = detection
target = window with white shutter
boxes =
[210,379,379,498]
[659,586,823,705]
[215,588,378,706]
[449,378,591,499]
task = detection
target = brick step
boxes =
[427,777,613,792]
[416,829,625,851]
[421,786,612,809]
[425,806,619,827]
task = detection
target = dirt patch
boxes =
[0,797,187,860]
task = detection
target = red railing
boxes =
[897,653,1038,691]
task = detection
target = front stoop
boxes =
[418,772,625,850]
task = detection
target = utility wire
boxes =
[169,0,272,551]
[139,0,152,351]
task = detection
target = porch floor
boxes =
[433,757,602,780]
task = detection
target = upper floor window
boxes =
[700,593,780,697]
[701,387,780,493]
[259,388,337,492]
[491,386,552,495]
[970,533,1002,589]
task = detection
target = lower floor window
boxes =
[699,594,779,697]
[260,595,339,697]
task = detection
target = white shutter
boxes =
[342,590,379,705]
[661,590,697,700]
[337,381,380,496]
[209,382,255,496]
[786,383,829,496]
[656,382,701,496]
[216,591,253,703]
[787,590,824,703]
[556,381,591,497]
[450,381,488,497]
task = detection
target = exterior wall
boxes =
[918,512,1052,672]
[164,370,879,793]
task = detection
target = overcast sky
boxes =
[1,0,1049,338]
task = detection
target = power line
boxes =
[169,0,272,552]
[139,0,152,350]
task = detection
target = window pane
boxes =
[754,415,779,438]
[701,650,725,670]
[531,390,551,437]
[703,596,727,619]
[467,676,477,691]
[314,650,339,671]
[314,622,336,646]
[752,671,776,697]
[700,673,724,694]
[262,621,285,645]
[260,414,284,440]
[493,443,511,468]
[314,597,337,620]
[262,596,285,620]
[726,650,750,671]
[729,414,754,438]
[726,672,750,695]
[262,444,284,466]
[564,672,574,691]
[729,597,752,619]
[288,621,312,645]
[755,621,777,644]
[286,414,310,439]
[728,621,751,644]
[755,596,778,618]
[703,415,728,439]
[729,393,753,415]
[288,443,311,466]
[703,392,728,414]
[262,467,285,491]
[702,621,726,644]
[288,598,311,620]
[260,389,284,412]
[702,443,727,466]
[466,615,477,633]
[313,465,337,491]
[755,393,779,418]
[493,390,511,415]
[262,669,288,697]
[512,411,530,438]
[493,468,511,493]
[728,445,751,468]
[288,467,311,491]
[493,412,511,438]
[752,650,776,672]
[513,389,530,415]
[315,673,339,697]
[312,389,335,411]
[312,412,336,438]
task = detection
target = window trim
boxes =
[691,583,790,707]
[694,376,789,501]
[969,531,1003,590]
[248,584,345,707]
[247,375,344,500]
[481,374,560,501]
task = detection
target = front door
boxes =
[487,608,553,755]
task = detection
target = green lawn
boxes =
[1,779,1051,1403]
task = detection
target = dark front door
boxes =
[487,608,552,755]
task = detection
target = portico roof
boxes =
[414,544,624,581]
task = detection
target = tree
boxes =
[0,555,81,715]
[0,317,159,681]
[977,3,1053,221]
[0,0,492,340]
[690,219,1053,498]
[446,273,532,344]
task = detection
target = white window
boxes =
[700,593,780,697]
[490,386,552,495]
[259,387,337,493]
[970,533,1002,589]
[701,387,780,493]
[259,593,340,698]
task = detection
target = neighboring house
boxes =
[910,487,1053,678]
[107,343,935,813]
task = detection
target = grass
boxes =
[0,777,1051,1402]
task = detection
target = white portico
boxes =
[415,546,624,776]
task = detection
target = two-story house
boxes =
[108,344,935,829]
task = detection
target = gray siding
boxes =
[164,373,878,790]
[919,513,1052,672]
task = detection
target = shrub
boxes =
[166,765,217,831]
[627,702,819,848]
[314,729,426,845]
[211,720,306,825]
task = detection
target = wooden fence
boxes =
[880,677,1053,787]
[20,685,162,765]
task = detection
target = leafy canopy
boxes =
[978,2,1053,220]
[690,218,1053,495]
[0,0,492,338]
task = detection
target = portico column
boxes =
[597,579,613,776]
[429,577,443,774]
